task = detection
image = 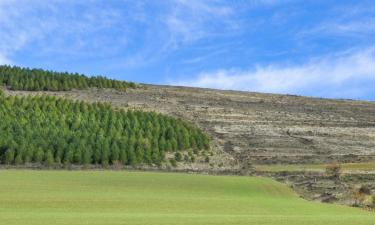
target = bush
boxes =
[358,185,371,195]
[352,187,366,207]
[184,154,190,162]
[169,159,177,167]
[174,152,183,162]
[325,163,341,179]
[205,156,210,163]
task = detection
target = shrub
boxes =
[169,159,177,167]
[358,185,371,195]
[174,152,183,162]
[184,154,190,162]
[352,187,366,207]
[325,163,341,179]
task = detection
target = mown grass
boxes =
[0,170,373,225]
[255,162,375,173]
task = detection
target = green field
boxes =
[0,170,373,225]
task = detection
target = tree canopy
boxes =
[0,65,137,91]
[0,91,210,166]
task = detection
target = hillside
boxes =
[1,170,374,225]
[1,66,375,207]
[6,84,375,170]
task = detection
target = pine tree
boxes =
[82,149,92,165]
[44,150,55,167]
[14,152,23,165]
[101,140,110,167]
[63,146,74,165]
[127,145,136,166]
[110,142,120,163]
[151,147,161,165]
[4,149,15,164]
[120,149,128,165]
[33,148,44,163]
[73,148,82,164]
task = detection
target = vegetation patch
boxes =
[0,170,374,225]
[255,162,375,173]
[0,92,209,167]
[0,65,137,91]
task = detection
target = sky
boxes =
[1,0,375,100]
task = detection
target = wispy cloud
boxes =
[108,0,241,68]
[0,1,129,63]
[298,3,375,40]
[172,48,375,99]
[300,18,375,39]
[0,0,287,68]
[163,0,238,49]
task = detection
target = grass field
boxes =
[0,170,374,225]
[255,162,375,173]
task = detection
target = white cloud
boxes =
[299,18,375,39]
[172,48,375,99]
[297,3,375,40]
[0,0,240,68]
[163,0,238,47]
[0,1,129,62]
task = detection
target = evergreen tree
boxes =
[73,148,82,164]
[82,149,92,165]
[4,149,15,164]
[33,148,44,163]
[111,142,120,163]
[44,151,55,167]
[14,152,23,165]
[63,146,74,165]
[120,149,128,165]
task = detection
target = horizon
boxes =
[1,1,375,100]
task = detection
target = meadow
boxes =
[0,170,374,225]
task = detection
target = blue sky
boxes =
[1,0,375,100]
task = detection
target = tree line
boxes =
[0,65,137,91]
[0,92,210,166]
